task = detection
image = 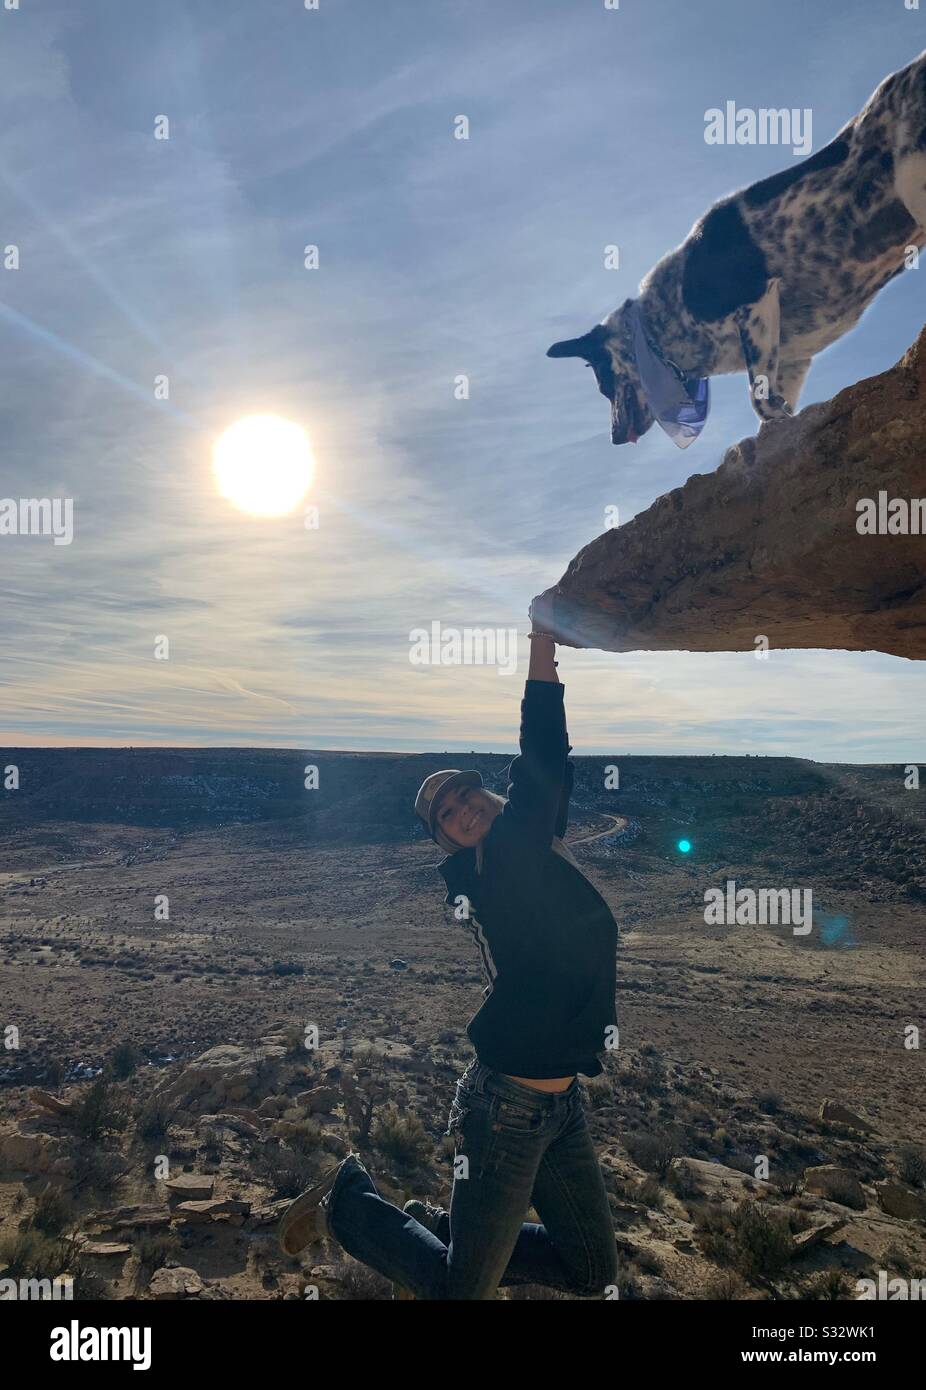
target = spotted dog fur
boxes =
[548,50,926,445]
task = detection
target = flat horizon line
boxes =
[0,743,909,768]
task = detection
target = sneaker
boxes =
[403,1197,447,1237]
[278,1152,367,1256]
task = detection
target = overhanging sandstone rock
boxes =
[532,327,926,660]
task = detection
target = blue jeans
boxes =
[324,1059,618,1300]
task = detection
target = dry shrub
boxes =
[373,1104,431,1169]
[624,1126,683,1178]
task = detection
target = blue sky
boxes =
[0,0,923,760]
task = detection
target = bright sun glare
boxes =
[212,414,315,517]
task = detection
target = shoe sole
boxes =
[277,1162,342,1256]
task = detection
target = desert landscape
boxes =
[1,747,924,1300]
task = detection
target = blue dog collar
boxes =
[627,301,710,448]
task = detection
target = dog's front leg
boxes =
[734,277,791,422]
[777,357,812,414]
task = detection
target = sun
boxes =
[212,414,315,517]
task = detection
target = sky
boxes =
[0,0,924,760]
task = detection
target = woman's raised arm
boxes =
[496,630,568,848]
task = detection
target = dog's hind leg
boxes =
[893,54,926,237]
[777,357,812,413]
[734,277,792,423]
[895,151,926,238]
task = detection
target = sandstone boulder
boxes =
[27,1088,72,1117]
[147,1266,205,1299]
[802,1164,866,1208]
[669,1157,772,1198]
[152,1044,287,1113]
[0,1128,69,1175]
[164,1174,215,1202]
[88,1204,172,1231]
[531,327,926,660]
[247,1199,291,1227]
[171,1198,249,1225]
[874,1180,926,1221]
[199,1113,262,1139]
[819,1099,876,1133]
[791,1218,847,1257]
[295,1086,340,1114]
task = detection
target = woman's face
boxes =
[434,785,501,849]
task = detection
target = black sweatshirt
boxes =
[438,679,619,1079]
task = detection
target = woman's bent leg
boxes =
[321,1137,544,1302]
[322,1082,615,1300]
[431,1095,618,1296]
[323,1161,449,1300]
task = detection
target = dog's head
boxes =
[547,301,655,445]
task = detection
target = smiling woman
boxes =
[211,413,315,517]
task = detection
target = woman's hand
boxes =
[528,591,555,638]
[529,588,582,651]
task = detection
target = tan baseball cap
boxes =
[415,768,483,851]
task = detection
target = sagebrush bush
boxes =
[635,1175,665,1209]
[108,1042,142,1080]
[136,1092,175,1140]
[134,1232,179,1287]
[373,1104,431,1168]
[700,1270,749,1300]
[897,1144,926,1188]
[585,1076,612,1109]
[798,1268,852,1301]
[70,1146,124,1193]
[31,1184,72,1236]
[0,1227,67,1279]
[730,1201,793,1281]
[253,1143,316,1198]
[273,1114,322,1155]
[624,1127,683,1178]
[694,1199,793,1284]
[328,1259,393,1301]
[72,1076,129,1142]
[883,1241,914,1275]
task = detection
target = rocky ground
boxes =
[0,751,923,1299]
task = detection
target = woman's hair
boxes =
[474,791,508,875]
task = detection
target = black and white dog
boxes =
[548,50,926,446]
